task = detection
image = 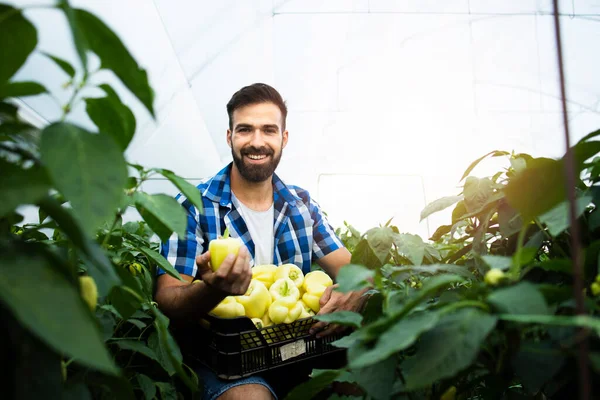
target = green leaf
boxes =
[0,160,50,216]
[387,274,465,318]
[150,308,197,391]
[403,309,497,390]
[351,239,384,269]
[0,100,18,121]
[331,329,365,349]
[352,355,396,400]
[348,311,439,369]
[40,122,127,234]
[512,341,565,395]
[85,93,136,150]
[393,233,426,266]
[38,196,120,295]
[460,150,509,181]
[498,314,600,335]
[429,224,452,241]
[463,177,494,214]
[0,5,37,84]
[420,195,463,221]
[366,226,394,265]
[42,52,76,78]
[0,81,47,98]
[488,282,549,315]
[155,382,177,400]
[538,195,592,237]
[451,200,467,223]
[75,9,155,117]
[313,311,363,328]
[284,369,342,400]
[136,374,156,400]
[386,264,473,282]
[133,192,187,242]
[0,242,118,375]
[109,286,141,321]
[115,340,159,362]
[504,157,566,221]
[533,259,572,274]
[158,169,204,213]
[58,0,88,71]
[481,255,512,271]
[335,264,375,293]
[498,201,522,237]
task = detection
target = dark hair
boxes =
[226,83,288,131]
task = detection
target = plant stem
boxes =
[102,213,122,249]
[509,224,528,278]
[552,1,590,398]
[440,300,490,315]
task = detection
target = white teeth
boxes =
[248,154,266,160]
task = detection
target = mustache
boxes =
[241,146,273,156]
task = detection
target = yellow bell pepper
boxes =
[79,276,98,311]
[302,282,328,313]
[484,268,505,286]
[235,279,271,318]
[252,264,278,288]
[210,296,245,318]
[269,278,300,302]
[299,300,315,319]
[303,270,333,290]
[268,297,303,324]
[251,318,264,329]
[262,312,273,327]
[274,263,304,289]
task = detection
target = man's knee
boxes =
[216,383,274,400]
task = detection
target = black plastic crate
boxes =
[176,315,346,380]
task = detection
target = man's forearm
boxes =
[155,281,227,322]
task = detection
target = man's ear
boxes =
[282,129,289,149]
[226,129,232,148]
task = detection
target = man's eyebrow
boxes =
[234,123,253,130]
[262,124,279,130]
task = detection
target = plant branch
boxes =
[552,1,590,399]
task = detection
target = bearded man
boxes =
[155,83,366,400]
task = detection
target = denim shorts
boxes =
[194,364,278,400]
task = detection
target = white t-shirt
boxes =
[231,193,274,265]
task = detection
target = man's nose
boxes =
[249,129,265,146]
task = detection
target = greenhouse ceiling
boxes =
[9,0,600,236]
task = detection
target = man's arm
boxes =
[155,247,252,323]
[317,247,351,278]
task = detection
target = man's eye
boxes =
[238,128,250,132]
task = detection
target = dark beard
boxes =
[232,145,282,182]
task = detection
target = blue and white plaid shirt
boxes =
[160,163,343,276]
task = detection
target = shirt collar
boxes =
[203,163,301,207]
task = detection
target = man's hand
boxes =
[309,284,367,338]
[196,245,252,295]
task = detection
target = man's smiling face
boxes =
[228,102,288,183]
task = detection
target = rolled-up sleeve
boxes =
[309,198,344,260]
[159,197,204,277]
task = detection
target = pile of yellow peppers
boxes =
[206,264,334,329]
